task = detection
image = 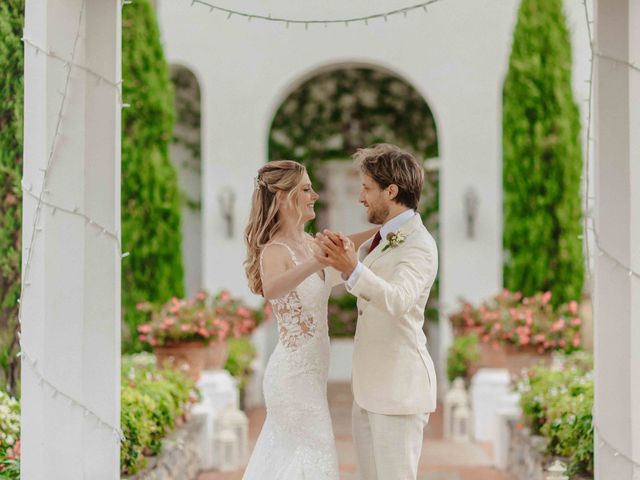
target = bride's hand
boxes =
[316,230,357,275]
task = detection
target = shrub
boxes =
[502,0,584,305]
[121,0,185,353]
[446,334,480,383]
[120,353,198,475]
[517,353,593,476]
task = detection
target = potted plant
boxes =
[136,292,230,381]
[205,290,264,370]
[449,290,583,376]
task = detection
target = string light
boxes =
[580,0,640,281]
[18,0,125,445]
[21,187,122,251]
[188,0,442,27]
[21,36,124,105]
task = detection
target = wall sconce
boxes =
[218,187,235,239]
[463,186,479,239]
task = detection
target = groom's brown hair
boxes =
[354,144,424,210]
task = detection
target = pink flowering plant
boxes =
[0,390,20,477]
[211,290,265,338]
[136,290,266,347]
[449,290,583,354]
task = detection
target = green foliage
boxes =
[0,390,20,478]
[517,353,593,476]
[0,459,19,479]
[121,0,185,353]
[327,293,358,337]
[446,334,480,383]
[503,0,584,306]
[120,354,197,475]
[0,0,24,396]
[269,67,440,321]
[120,387,156,474]
[224,338,257,403]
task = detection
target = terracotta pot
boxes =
[469,341,551,378]
[154,341,207,381]
[204,340,229,370]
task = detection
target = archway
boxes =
[267,63,441,339]
[170,65,203,297]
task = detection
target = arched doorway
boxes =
[269,66,439,238]
[266,65,441,378]
[170,65,203,297]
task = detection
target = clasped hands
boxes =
[314,230,358,278]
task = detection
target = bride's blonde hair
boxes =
[244,160,307,296]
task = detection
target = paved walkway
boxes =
[199,383,514,480]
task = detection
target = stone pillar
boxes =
[594,0,640,477]
[21,1,121,478]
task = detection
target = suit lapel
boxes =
[362,214,423,268]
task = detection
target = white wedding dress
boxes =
[243,241,340,480]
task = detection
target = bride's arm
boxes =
[261,244,326,300]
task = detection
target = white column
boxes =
[594,0,640,478]
[21,1,121,478]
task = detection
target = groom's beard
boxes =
[367,203,389,225]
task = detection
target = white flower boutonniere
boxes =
[382,231,407,252]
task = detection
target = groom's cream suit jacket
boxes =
[346,213,438,416]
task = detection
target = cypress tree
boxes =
[503,0,584,305]
[122,0,184,352]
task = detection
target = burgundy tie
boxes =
[367,231,382,254]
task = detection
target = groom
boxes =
[317,144,438,480]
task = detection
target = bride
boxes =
[242,160,374,479]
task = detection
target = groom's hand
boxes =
[314,230,357,277]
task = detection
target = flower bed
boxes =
[450,290,584,353]
[448,290,586,378]
[0,391,20,478]
[136,290,264,349]
[515,352,594,477]
[136,290,266,379]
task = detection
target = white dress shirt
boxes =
[346,209,416,287]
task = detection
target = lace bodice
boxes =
[260,241,329,352]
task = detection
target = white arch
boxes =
[262,57,443,158]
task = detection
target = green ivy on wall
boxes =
[268,67,440,321]
[0,0,24,396]
[122,0,185,352]
[503,0,584,305]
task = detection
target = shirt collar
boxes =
[380,209,416,239]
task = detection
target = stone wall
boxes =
[506,419,591,480]
[506,419,548,480]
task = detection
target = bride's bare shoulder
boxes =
[260,241,294,273]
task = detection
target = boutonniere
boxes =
[382,231,407,252]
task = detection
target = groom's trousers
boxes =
[352,401,430,480]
